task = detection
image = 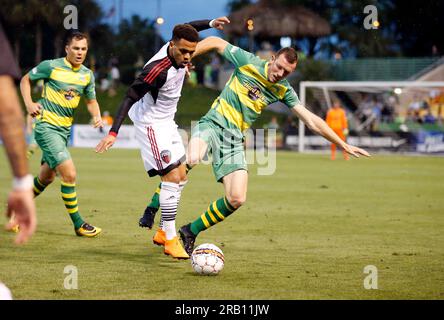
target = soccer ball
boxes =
[0,283,13,300]
[191,243,224,275]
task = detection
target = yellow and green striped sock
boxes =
[33,177,47,197]
[61,181,84,229]
[190,197,236,235]
[148,183,161,209]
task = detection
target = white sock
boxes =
[159,180,187,231]
[159,182,180,240]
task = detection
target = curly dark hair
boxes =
[172,24,199,43]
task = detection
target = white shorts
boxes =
[134,121,185,177]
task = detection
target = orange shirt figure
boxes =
[326,101,349,160]
[102,111,114,126]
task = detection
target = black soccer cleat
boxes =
[139,206,158,229]
[179,223,196,256]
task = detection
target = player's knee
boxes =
[40,175,55,186]
[60,171,76,184]
[226,194,246,209]
[162,169,181,184]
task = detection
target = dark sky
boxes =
[98,0,231,39]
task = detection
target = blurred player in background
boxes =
[19,31,103,237]
[0,22,36,245]
[326,99,349,160]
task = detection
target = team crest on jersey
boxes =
[160,150,171,163]
[64,89,77,101]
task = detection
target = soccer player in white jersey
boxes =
[95,17,230,259]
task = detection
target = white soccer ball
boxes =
[191,243,224,275]
[0,283,13,300]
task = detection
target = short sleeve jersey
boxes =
[203,44,300,132]
[29,58,96,129]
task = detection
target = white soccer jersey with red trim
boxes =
[128,43,186,125]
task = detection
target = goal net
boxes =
[295,81,444,154]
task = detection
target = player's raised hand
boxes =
[185,63,195,78]
[211,16,230,30]
[342,144,371,158]
[6,189,37,245]
[26,102,42,117]
[95,134,116,153]
[92,115,104,128]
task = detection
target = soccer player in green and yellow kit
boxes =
[18,31,103,237]
[141,36,370,254]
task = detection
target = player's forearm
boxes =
[20,74,34,107]
[187,19,212,32]
[87,100,101,118]
[292,104,346,148]
[310,115,347,147]
[0,76,30,178]
[109,96,134,136]
[194,36,227,57]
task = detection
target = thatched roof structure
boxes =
[225,1,331,38]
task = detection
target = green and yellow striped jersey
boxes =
[203,43,300,134]
[29,57,96,131]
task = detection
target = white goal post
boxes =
[298,81,444,152]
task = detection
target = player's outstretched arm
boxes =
[188,16,230,32]
[86,99,103,128]
[291,103,370,158]
[96,61,163,153]
[194,36,229,58]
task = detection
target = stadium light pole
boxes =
[154,0,164,52]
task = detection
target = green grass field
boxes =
[0,148,443,299]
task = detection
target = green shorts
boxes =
[191,118,247,182]
[34,121,71,169]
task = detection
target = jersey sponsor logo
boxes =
[160,149,171,163]
[230,46,238,54]
[247,86,262,101]
[244,82,265,102]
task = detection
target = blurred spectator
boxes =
[108,63,120,97]
[100,74,111,92]
[371,98,383,131]
[423,109,437,124]
[264,115,282,148]
[204,64,213,88]
[256,42,274,60]
[210,53,221,88]
[283,115,298,149]
[264,116,280,130]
